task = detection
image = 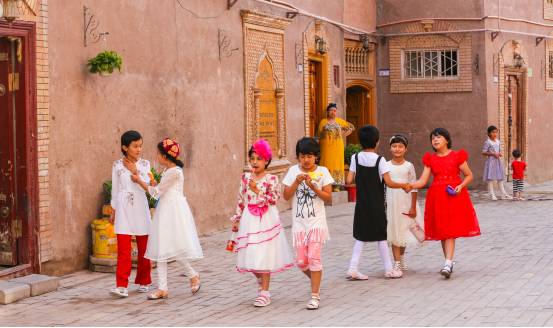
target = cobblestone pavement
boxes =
[2,189,553,326]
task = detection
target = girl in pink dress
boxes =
[409,128,480,279]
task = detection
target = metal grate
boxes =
[404,49,458,79]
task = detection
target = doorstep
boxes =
[1,274,60,304]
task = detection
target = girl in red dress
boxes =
[409,128,480,279]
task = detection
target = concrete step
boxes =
[89,255,117,266]
[0,281,30,304]
[9,274,60,297]
[89,263,117,273]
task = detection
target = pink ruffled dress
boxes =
[231,173,294,274]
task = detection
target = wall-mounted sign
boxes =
[378,69,390,77]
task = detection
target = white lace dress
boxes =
[231,173,294,274]
[145,166,203,262]
[386,161,424,247]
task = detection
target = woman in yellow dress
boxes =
[317,103,355,186]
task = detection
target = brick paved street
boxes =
[2,186,553,326]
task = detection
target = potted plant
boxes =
[344,144,362,202]
[87,50,123,76]
[101,180,113,217]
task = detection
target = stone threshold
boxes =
[0,274,59,305]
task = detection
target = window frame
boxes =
[401,48,460,80]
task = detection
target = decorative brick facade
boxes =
[241,10,291,173]
[388,21,472,94]
[546,35,553,91]
[302,20,332,136]
[545,0,553,20]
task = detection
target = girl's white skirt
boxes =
[235,206,294,273]
[145,192,203,262]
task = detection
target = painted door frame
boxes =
[307,52,329,137]
[0,20,39,277]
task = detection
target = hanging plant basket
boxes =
[87,50,123,76]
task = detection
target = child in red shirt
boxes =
[511,149,527,200]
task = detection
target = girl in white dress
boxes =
[386,135,424,277]
[109,130,152,298]
[129,138,203,300]
[231,139,294,307]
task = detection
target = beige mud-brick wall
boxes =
[37,0,51,263]
[545,0,553,20]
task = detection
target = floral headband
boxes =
[251,139,272,161]
[162,138,180,158]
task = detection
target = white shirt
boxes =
[282,165,334,245]
[349,151,391,181]
[111,158,151,235]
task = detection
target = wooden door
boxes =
[308,60,323,137]
[0,37,18,266]
[505,74,524,176]
[346,86,373,144]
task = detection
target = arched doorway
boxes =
[346,83,375,144]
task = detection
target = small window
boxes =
[404,49,458,79]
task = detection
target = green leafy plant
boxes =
[147,167,162,209]
[87,50,123,75]
[345,144,362,166]
[102,180,112,205]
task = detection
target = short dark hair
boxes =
[487,125,498,135]
[120,130,142,156]
[295,137,320,160]
[358,125,379,149]
[326,103,337,111]
[248,146,272,168]
[389,134,408,147]
[512,149,522,158]
[157,142,184,168]
[430,127,452,150]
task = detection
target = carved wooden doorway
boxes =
[504,72,526,178]
[308,59,324,137]
[346,85,374,144]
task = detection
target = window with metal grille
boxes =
[403,49,459,79]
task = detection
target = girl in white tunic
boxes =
[109,130,152,298]
[386,135,424,277]
[130,138,203,300]
[230,139,293,308]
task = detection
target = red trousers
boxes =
[116,234,151,288]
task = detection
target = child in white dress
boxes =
[386,135,424,277]
[129,138,203,300]
[109,130,152,298]
[231,139,293,307]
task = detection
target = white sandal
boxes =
[306,294,320,310]
[346,269,369,280]
[253,292,271,307]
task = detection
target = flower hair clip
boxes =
[162,138,180,158]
